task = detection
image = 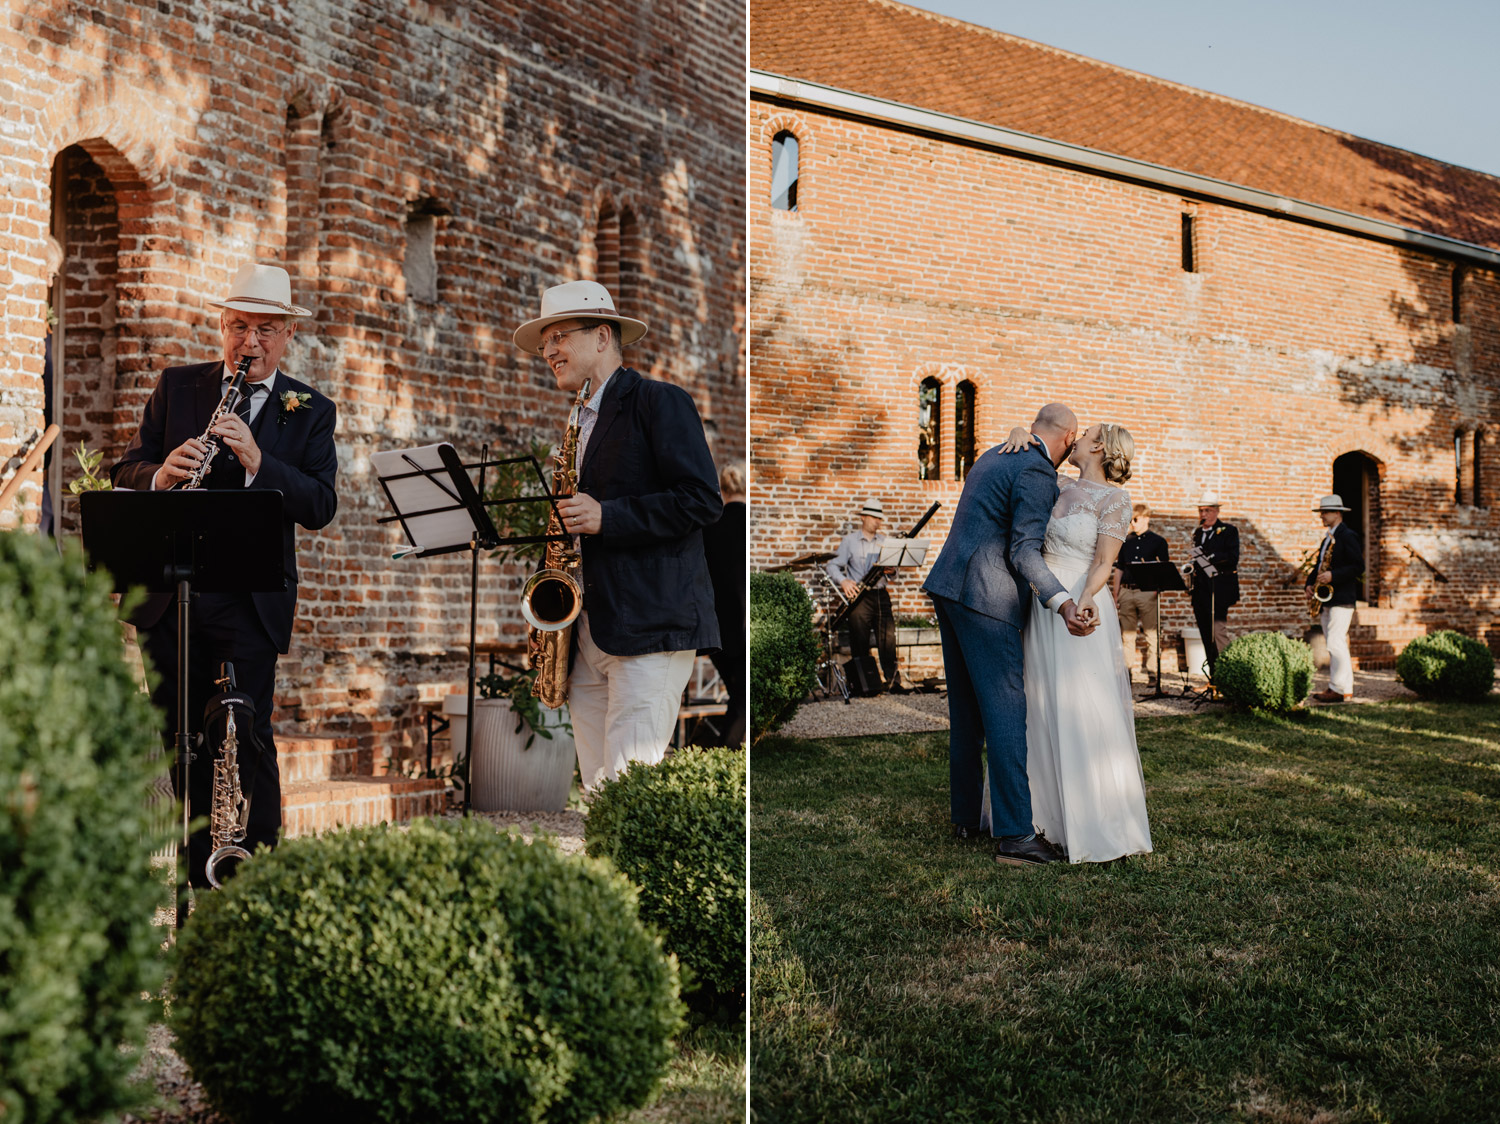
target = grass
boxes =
[630,1020,745,1123]
[751,701,1500,1123]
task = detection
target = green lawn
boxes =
[751,702,1500,1123]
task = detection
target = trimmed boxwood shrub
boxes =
[1396,629,1495,700]
[585,747,746,1009]
[750,571,820,742]
[172,818,682,1124]
[0,531,171,1124]
[1214,631,1314,713]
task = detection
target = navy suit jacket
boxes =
[110,361,339,652]
[1310,521,1363,607]
[922,443,1067,627]
[576,366,722,656]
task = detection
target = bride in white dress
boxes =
[984,422,1153,864]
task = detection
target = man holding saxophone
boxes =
[111,262,338,886]
[1307,494,1364,703]
[512,280,721,789]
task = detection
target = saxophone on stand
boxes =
[204,664,253,890]
[522,378,591,709]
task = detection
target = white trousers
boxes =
[569,611,696,791]
[1322,604,1355,696]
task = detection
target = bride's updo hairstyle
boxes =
[1099,424,1134,484]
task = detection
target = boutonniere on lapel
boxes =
[277,390,312,427]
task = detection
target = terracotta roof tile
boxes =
[751,0,1500,251]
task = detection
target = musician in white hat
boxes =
[1307,494,1363,703]
[112,262,338,887]
[1186,491,1239,678]
[826,497,900,693]
[512,280,721,788]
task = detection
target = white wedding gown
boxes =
[982,477,1153,863]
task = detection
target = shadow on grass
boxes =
[751,700,1500,1123]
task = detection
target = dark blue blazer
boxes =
[110,361,339,652]
[576,366,722,656]
[1310,521,1363,607]
[922,443,1067,628]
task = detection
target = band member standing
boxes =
[826,498,899,694]
[1186,492,1239,678]
[110,263,338,887]
[1307,494,1364,703]
[1110,503,1170,684]
[512,280,721,789]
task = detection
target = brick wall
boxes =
[0,3,744,762]
[749,99,1500,658]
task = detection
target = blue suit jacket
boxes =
[922,443,1067,627]
[110,361,339,652]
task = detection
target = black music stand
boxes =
[80,489,285,928]
[1121,559,1185,701]
[371,442,565,815]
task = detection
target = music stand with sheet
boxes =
[371,442,565,814]
[1120,558,1186,701]
[80,488,285,926]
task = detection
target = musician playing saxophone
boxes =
[826,497,900,694]
[111,263,338,888]
[1307,494,1364,703]
[512,281,721,791]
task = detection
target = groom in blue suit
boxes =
[923,403,1093,866]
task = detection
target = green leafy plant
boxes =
[1396,629,1495,700]
[586,748,746,1012]
[1214,630,1314,713]
[750,572,821,743]
[172,818,683,1124]
[67,440,113,495]
[484,439,556,565]
[476,666,570,749]
[0,532,172,1123]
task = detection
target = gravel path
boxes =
[775,667,1422,739]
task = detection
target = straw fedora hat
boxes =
[857,498,885,519]
[1313,494,1351,512]
[207,263,312,318]
[512,280,648,353]
[1195,491,1224,509]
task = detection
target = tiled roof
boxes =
[750,0,1500,252]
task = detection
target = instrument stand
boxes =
[1120,560,1186,702]
[371,442,569,816]
[1184,579,1219,709]
[80,490,285,929]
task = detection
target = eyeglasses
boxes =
[536,326,592,355]
[225,322,288,343]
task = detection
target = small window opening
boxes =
[403,200,449,304]
[918,377,941,480]
[771,131,799,211]
[1453,264,1466,324]
[954,380,976,480]
[1180,213,1196,272]
[1477,427,1486,507]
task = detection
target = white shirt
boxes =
[571,370,614,552]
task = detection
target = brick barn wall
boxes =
[0,3,744,763]
[749,99,1500,668]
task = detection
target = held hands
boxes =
[158,437,212,488]
[557,493,602,536]
[998,426,1042,455]
[1060,599,1097,637]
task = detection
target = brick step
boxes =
[1352,656,1397,670]
[278,734,364,784]
[281,776,448,838]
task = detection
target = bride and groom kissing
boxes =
[923,403,1153,867]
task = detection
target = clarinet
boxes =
[177,355,253,490]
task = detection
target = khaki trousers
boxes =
[1116,587,1159,676]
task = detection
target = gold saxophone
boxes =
[523,378,591,709]
[204,676,252,890]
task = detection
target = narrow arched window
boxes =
[1476,427,1486,507]
[954,380,976,480]
[918,378,941,480]
[771,131,799,211]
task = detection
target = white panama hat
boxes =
[1313,494,1351,512]
[207,262,312,318]
[512,280,648,353]
[1195,491,1224,508]
[857,498,885,518]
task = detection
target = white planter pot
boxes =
[444,694,575,813]
[1180,627,1208,678]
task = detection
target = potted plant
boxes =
[444,667,575,813]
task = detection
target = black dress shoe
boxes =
[994,835,1060,866]
[952,824,987,842]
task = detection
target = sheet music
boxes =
[370,443,479,554]
[874,537,929,567]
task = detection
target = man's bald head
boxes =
[1030,403,1079,466]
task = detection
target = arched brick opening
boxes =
[1333,450,1384,605]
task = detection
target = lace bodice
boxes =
[1043,477,1131,566]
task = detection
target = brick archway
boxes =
[1332,449,1384,604]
